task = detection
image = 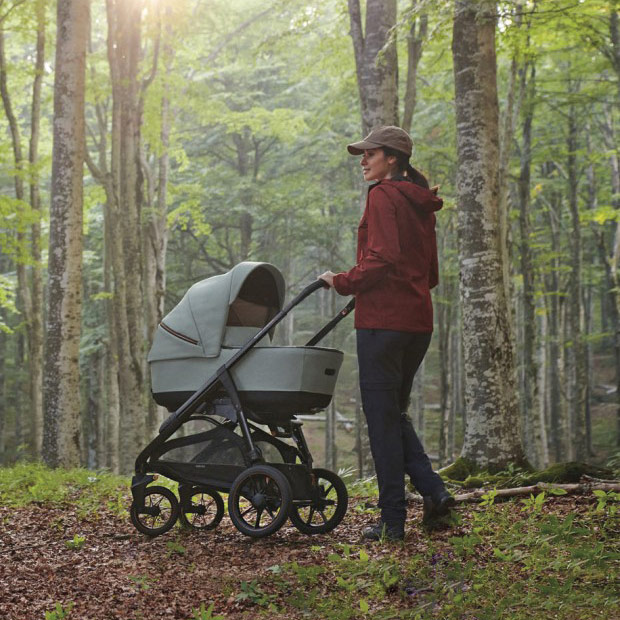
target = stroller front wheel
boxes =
[289,468,348,535]
[179,486,225,530]
[228,465,292,538]
[130,485,180,536]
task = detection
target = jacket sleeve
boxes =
[429,214,439,290]
[333,187,400,296]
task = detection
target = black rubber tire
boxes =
[130,485,179,537]
[179,487,224,530]
[228,465,292,538]
[289,468,348,535]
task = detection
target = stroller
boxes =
[130,262,354,538]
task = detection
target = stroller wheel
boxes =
[228,465,292,538]
[179,486,224,530]
[289,468,348,535]
[130,485,180,536]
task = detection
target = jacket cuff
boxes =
[332,273,352,296]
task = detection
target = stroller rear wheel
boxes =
[228,465,292,538]
[289,468,348,535]
[130,485,180,536]
[179,486,224,530]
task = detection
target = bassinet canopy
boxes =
[148,262,285,361]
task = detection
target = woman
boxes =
[319,126,454,541]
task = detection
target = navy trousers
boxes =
[357,328,445,525]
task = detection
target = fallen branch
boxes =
[406,478,620,504]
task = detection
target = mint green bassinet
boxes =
[148,262,343,415]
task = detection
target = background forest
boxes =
[0,0,618,478]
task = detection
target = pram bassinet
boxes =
[148,262,344,416]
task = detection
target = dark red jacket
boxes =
[333,178,442,333]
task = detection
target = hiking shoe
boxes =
[423,491,456,529]
[361,520,405,542]
[432,490,456,516]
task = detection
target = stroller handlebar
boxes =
[282,278,328,312]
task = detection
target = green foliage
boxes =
[235,580,276,609]
[64,534,86,550]
[261,496,619,619]
[592,489,620,516]
[189,603,226,620]
[0,274,17,332]
[128,574,156,592]
[0,463,128,515]
[520,491,547,513]
[166,540,186,557]
[44,602,74,620]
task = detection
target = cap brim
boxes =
[347,140,382,155]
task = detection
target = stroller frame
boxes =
[131,279,355,538]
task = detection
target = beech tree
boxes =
[452,0,525,470]
[43,0,89,467]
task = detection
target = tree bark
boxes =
[347,0,399,134]
[599,106,620,448]
[517,62,545,467]
[43,0,89,468]
[542,182,565,462]
[106,0,147,472]
[28,0,46,457]
[401,1,427,133]
[566,90,587,461]
[452,0,525,469]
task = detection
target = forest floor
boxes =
[0,465,618,620]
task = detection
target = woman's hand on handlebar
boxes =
[318,271,335,288]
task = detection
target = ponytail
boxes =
[381,146,430,189]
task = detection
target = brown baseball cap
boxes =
[347,125,413,156]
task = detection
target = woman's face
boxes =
[360,149,396,182]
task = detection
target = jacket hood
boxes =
[375,178,443,214]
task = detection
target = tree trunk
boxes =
[43,0,89,468]
[517,62,544,467]
[401,1,427,133]
[106,0,147,472]
[566,92,587,461]
[347,0,399,133]
[437,227,454,465]
[104,209,120,472]
[600,105,620,448]
[28,0,46,457]
[0,24,31,455]
[543,183,565,462]
[452,0,524,469]
[0,320,5,464]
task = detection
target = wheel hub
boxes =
[251,492,267,509]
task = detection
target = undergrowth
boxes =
[0,462,129,516]
[261,490,619,619]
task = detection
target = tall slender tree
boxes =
[43,0,89,467]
